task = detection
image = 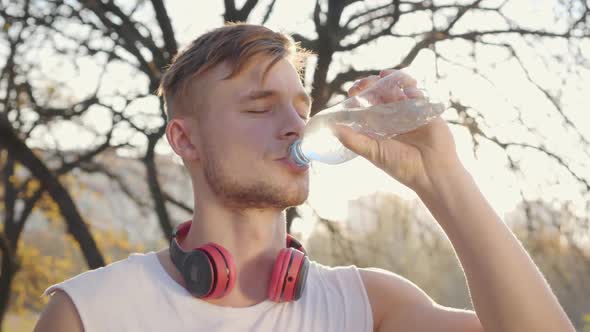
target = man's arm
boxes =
[360,162,575,332]
[34,290,84,332]
[410,162,574,331]
[361,162,574,331]
[335,69,575,331]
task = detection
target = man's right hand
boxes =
[333,69,460,197]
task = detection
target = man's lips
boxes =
[276,156,309,173]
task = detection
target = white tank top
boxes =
[44,252,373,332]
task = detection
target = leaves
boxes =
[8,224,144,314]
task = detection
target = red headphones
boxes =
[169,220,310,302]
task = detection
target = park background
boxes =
[1,0,589,330]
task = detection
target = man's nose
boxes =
[279,104,306,139]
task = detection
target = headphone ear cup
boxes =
[199,243,236,299]
[268,248,308,302]
[292,255,309,301]
[181,250,214,298]
[268,249,290,302]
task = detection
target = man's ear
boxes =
[166,118,200,161]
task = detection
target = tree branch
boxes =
[150,0,178,59]
[337,0,401,51]
[78,0,158,81]
[443,0,485,33]
[223,0,260,22]
[480,40,590,148]
[343,2,393,29]
[261,0,277,25]
[0,116,106,268]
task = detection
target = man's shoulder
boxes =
[358,267,435,331]
[44,252,154,297]
[306,261,372,302]
[36,252,157,332]
[310,261,406,289]
[309,263,422,330]
[305,261,374,330]
[358,267,432,303]
[357,267,482,332]
[307,260,365,286]
[34,289,84,332]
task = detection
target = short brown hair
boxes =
[157,23,312,121]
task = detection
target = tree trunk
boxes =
[0,247,18,332]
[145,130,173,240]
[0,117,105,269]
[310,49,334,115]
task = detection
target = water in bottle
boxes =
[289,94,445,166]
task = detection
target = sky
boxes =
[19,0,590,237]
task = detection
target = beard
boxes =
[202,150,308,210]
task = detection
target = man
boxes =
[34,23,574,331]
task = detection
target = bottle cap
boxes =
[289,139,310,166]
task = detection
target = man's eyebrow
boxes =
[241,90,277,102]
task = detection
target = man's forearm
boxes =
[417,162,575,332]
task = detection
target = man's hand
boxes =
[332,69,459,196]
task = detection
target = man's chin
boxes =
[217,181,308,210]
[283,194,308,208]
[273,185,308,208]
[270,184,309,209]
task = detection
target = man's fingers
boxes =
[348,70,420,104]
[402,87,425,99]
[378,85,407,104]
[379,69,395,78]
[378,69,418,88]
[348,75,380,96]
[392,72,418,89]
[331,124,378,160]
[331,123,409,171]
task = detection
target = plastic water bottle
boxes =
[289,89,446,166]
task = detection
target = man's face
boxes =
[190,55,311,210]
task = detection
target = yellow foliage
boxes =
[4,311,38,332]
[8,242,71,313]
[31,192,63,227]
[21,179,41,198]
[6,225,145,315]
[8,174,18,186]
[583,314,590,331]
[0,152,147,324]
[91,226,145,264]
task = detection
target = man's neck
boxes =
[161,205,288,307]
